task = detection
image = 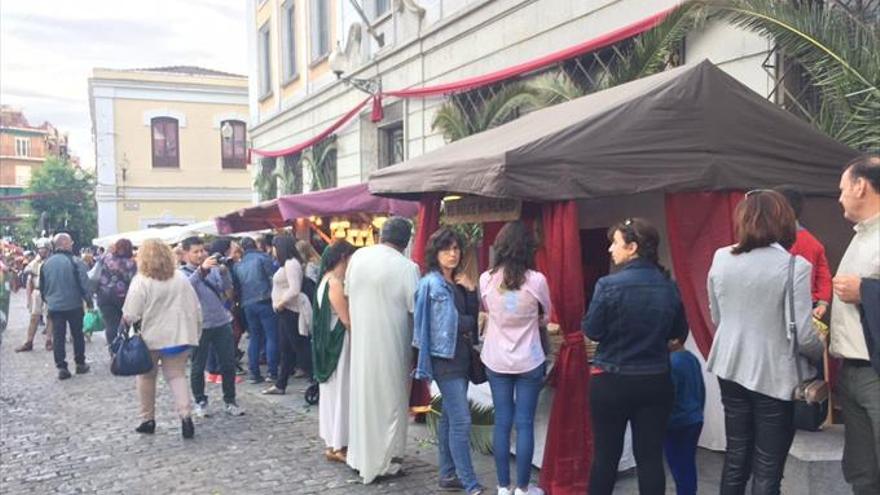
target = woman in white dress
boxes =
[312,240,356,462]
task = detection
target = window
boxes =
[151,117,179,168]
[309,0,330,63]
[221,120,247,169]
[258,22,272,99]
[379,123,404,168]
[281,1,297,83]
[14,137,30,157]
[374,0,391,19]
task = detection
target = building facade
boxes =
[89,66,252,236]
[245,0,777,195]
[0,105,74,197]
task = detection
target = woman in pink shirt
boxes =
[480,221,551,495]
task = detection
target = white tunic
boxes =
[317,278,350,451]
[344,244,420,483]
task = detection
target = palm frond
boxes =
[431,103,473,142]
[527,71,585,105]
[709,0,879,149]
[426,395,495,455]
[608,1,707,86]
[477,83,542,130]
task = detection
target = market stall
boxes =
[215,183,419,240]
[369,60,857,494]
[92,220,220,248]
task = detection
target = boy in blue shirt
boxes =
[665,339,705,495]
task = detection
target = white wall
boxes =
[250,0,773,192]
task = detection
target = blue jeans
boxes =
[243,300,278,379]
[436,377,480,491]
[664,422,702,495]
[487,363,545,489]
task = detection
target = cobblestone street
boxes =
[0,292,448,494]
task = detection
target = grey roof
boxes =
[128,66,245,78]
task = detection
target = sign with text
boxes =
[443,196,521,224]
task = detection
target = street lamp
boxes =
[221,121,234,141]
[329,44,381,96]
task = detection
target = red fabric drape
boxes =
[250,8,675,159]
[409,196,443,412]
[251,97,372,158]
[536,201,591,495]
[665,192,744,358]
[412,196,442,272]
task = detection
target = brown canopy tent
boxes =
[370,60,856,201]
[368,60,858,494]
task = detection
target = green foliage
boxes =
[302,136,338,192]
[253,158,278,201]
[707,0,880,150]
[24,157,96,246]
[606,1,707,87]
[431,83,543,142]
[426,394,495,455]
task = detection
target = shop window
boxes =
[379,122,404,168]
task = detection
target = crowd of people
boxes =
[5,154,878,495]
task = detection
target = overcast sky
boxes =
[0,0,248,170]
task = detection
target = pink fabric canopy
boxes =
[215,184,419,235]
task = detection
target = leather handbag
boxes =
[468,342,488,385]
[785,255,829,431]
[110,321,154,376]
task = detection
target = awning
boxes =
[215,183,419,235]
[92,221,219,248]
[368,60,858,201]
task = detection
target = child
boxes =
[664,339,705,495]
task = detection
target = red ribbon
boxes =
[249,6,674,159]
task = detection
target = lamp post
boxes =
[329,45,381,96]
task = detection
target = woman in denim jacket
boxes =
[582,218,689,495]
[413,228,484,495]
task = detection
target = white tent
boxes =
[92,221,219,248]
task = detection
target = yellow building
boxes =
[88,66,252,237]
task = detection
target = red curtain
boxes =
[536,201,591,495]
[409,196,443,412]
[665,192,744,358]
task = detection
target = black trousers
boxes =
[98,304,123,354]
[49,308,85,370]
[589,371,673,495]
[718,378,795,495]
[191,323,237,405]
[275,309,310,390]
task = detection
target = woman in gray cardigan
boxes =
[707,190,822,495]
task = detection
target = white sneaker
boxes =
[193,401,209,418]
[514,486,544,495]
[497,488,513,495]
[225,402,245,416]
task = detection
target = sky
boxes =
[0,0,248,170]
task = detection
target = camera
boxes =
[210,252,229,264]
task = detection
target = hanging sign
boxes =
[443,197,522,224]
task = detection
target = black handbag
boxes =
[468,341,487,385]
[785,255,829,431]
[110,321,154,376]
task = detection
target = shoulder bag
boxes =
[110,321,154,376]
[786,254,829,431]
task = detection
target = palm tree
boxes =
[298,135,338,192]
[432,83,543,142]
[706,0,879,150]
[252,158,278,201]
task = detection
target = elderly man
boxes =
[15,238,54,352]
[40,233,92,380]
[831,154,880,495]
[345,217,420,483]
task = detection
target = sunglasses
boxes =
[745,189,774,197]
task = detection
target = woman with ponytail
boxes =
[582,217,689,495]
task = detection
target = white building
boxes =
[245,0,776,193]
